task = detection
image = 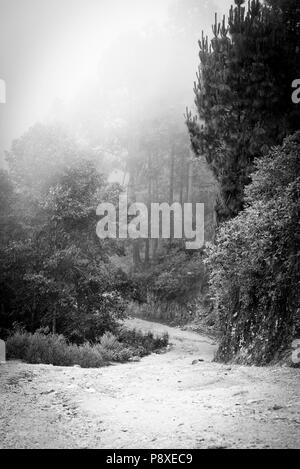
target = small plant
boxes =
[6,327,169,368]
[7,331,118,367]
[118,328,169,357]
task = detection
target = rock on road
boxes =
[0,318,300,449]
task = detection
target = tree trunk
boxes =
[169,146,175,245]
[145,152,153,265]
[52,307,57,334]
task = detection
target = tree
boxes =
[0,128,128,341]
[0,170,21,245]
[187,0,300,222]
[6,123,101,196]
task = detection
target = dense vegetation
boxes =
[1,0,299,367]
[207,133,300,364]
[0,125,168,365]
[6,328,168,368]
[0,126,124,341]
[187,0,300,364]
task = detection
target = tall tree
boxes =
[187,0,300,222]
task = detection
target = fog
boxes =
[0,0,232,164]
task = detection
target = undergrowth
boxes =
[6,327,169,368]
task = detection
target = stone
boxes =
[270,405,284,411]
[0,339,6,363]
[129,356,141,362]
[292,339,300,364]
[292,348,300,365]
[192,359,205,365]
[292,339,300,350]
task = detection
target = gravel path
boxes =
[0,318,300,449]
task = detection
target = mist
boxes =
[0,0,232,164]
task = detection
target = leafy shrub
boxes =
[97,332,133,362]
[7,331,105,367]
[206,132,300,364]
[131,248,207,302]
[118,328,169,357]
[6,328,169,367]
[127,297,207,326]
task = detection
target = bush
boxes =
[7,331,106,367]
[97,332,133,362]
[206,132,300,365]
[131,248,207,303]
[6,328,169,367]
[118,328,169,357]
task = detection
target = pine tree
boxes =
[187,0,300,222]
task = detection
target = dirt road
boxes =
[0,318,299,449]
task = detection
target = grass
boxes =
[6,328,169,368]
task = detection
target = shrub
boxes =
[97,332,133,362]
[7,331,119,367]
[206,132,300,365]
[118,328,169,357]
[131,248,207,303]
[6,328,169,367]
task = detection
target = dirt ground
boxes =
[0,318,299,449]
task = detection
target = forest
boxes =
[0,0,299,367]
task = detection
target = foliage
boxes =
[131,247,207,302]
[117,328,169,357]
[6,327,169,367]
[0,126,128,341]
[6,330,127,367]
[187,0,300,222]
[206,132,300,364]
[5,123,99,196]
